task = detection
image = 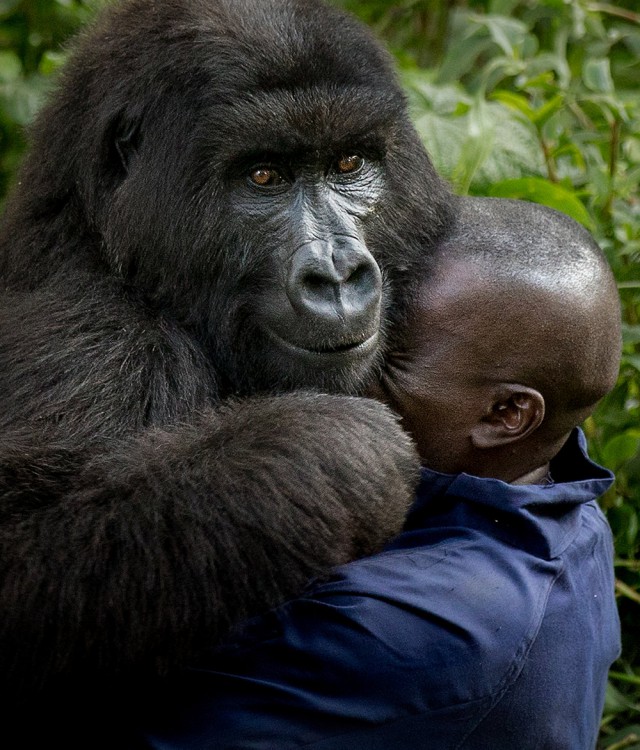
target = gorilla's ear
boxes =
[470,385,545,450]
[109,115,142,177]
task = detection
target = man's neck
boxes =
[510,463,552,485]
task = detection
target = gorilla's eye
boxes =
[249,167,284,187]
[336,155,364,175]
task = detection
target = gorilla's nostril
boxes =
[305,273,332,292]
[347,263,373,292]
[301,263,377,305]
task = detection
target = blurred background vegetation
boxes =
[0,0,638,745]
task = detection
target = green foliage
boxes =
[1,0,640,743]
[0,0,97,199]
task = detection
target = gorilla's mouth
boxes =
[265,328,380,364]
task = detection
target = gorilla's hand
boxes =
[199,393,420,561]
[0,392,418,697]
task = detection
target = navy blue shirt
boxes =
[140,429,620,749]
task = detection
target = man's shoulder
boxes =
[262,528,558,709]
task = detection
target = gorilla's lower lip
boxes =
[266,329,380,363]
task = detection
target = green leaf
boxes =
[600,432,640,470]
[531,94,565,127]
[486,177,595,229]
[0,50,21,83]
[604,681,635,715]
[473,13,528,58]
[491,91,564,128]
[0,74,51,126]
[583,58,615,93]
[413,110,469,184]
[437,24,495,83]
[622,324,640,344]
[402,71,470,116]
[39,51,67,77]
[414,97,544,193]
[624,355,640,373]
[491,90,534,119]
[599,725,640,750]
[0,0,21,16]
[451,96,496,193]
[471,104,544,188]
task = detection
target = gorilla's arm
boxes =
[0,283,418,700]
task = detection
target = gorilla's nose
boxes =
[286,238,382,329]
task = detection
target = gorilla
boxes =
[0,0,453,705]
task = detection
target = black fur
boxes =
[0,0,453,703]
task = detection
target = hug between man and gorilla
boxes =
[0,0,572,714]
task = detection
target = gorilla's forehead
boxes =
[201,85,404,161]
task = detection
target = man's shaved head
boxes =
[429,197,621,434]
[382,197,621,480]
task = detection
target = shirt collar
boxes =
[416,428,612,510]
[403,428,614,560]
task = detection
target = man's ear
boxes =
[470,385,545,450]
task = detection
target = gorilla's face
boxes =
[69,0,452,395]
[232,148,385,383]
[198,85,404,395]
